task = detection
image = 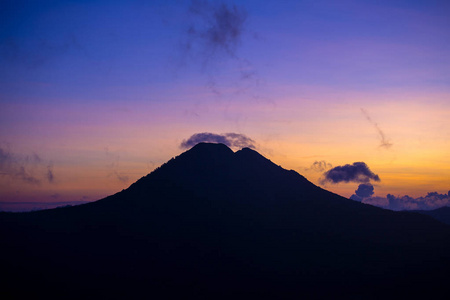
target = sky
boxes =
[1,0,449,212]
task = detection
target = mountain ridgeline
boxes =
[2,143,450,298]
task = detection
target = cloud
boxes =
[16,166,41,185]
[0,147,13,169]
[305,160,333,172]
[355,183,375,198]
[114,171,129,183]
[388,192,450,211]
[350,183,375,202]
[179,1,258,94]
[349,194,363,202]
[185,0,247,61]
[320,162,380,184]
[361,108,393,149]
[360,196,389,207]
[362,191,450,211]
[104,147,130,184]
[180,132,255,149]
[0,147,47,185]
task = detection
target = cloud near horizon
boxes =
[350,183,375,202]
[362,191,450,211]
[0,147,54,185]
[180,132,255,149]
[320,162,380,185]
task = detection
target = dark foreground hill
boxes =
[1,143,450,299]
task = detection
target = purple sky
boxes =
[1,0,450,211]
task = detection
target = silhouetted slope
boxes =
[412,206,450,225]
[1,143,450,299]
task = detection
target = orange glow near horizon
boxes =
[1,92,449,209]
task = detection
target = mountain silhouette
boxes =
[412,206,450,226]
[2,143,450,299]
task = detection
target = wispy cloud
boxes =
[361,108,393,149]
[184,0,247,63]
[179,0,257,94]
[104,147,130,184]
[0,147,55,185]
[114,171,129,183]
[305,160,333,172]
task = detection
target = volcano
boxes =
[2,143,450,298]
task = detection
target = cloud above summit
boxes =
[184,0,247,62]
[320,162,380,184]
[180,132,255,149]
[179,0,258,94]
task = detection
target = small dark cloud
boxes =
[180,132,255,150]
[361,109,393,149]
[350,183,375,201]
[355,183,375,198]
[305,160,333,172]
[320,162,380,184]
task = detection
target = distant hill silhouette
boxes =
[1,143,450,299]
[412,206,450,226]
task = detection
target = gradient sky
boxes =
[1,0,449,211]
